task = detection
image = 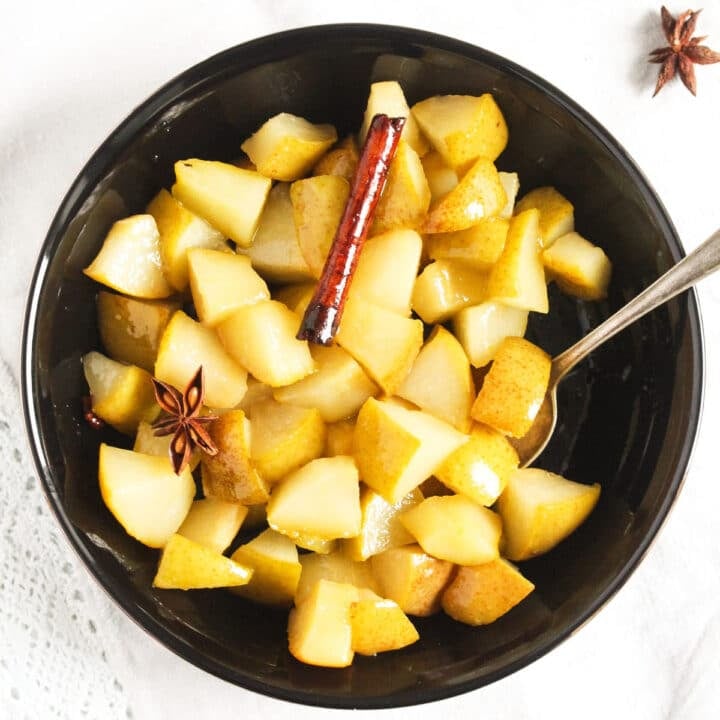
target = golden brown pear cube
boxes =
[296,551,379,604]
[421,151,459,202]
[325,419,356,456]
[426,217,508,271]
[514,186,574,248]
[350,589,419,655]
[177,498,247,554]
[313,134,359,180]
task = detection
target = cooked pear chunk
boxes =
[399,494,502,566]
[353,398,467,503]
[84,214,173,298]
[172,159,271,247]
[397,326,474,432]
[325,419,356,456]
[313,134,359,180]
[514,186,574,248]
[241,112,337,181]
[267,456,361,541]
[187,249,269,326]
[217,301,315,388]
[83,351,158,434]
[177,498,247,553]
[441,558,534,625]
[471,337,551,438]
[498,172,520,219]
[497,468,601,561]
[272,281,316,316]
[421,151,458,202]
[153,533,253,590]
[98,445,195,548]
[350,589,419,655]
[296,551,379,604]
[370,544,454,616]
[425,217,508,270]
[542,231,612,300]
[154,310,248,408]
[237,377,274,416]
[293,534,337,555]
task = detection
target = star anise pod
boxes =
[650,6,720,96]
[151,366,218,474]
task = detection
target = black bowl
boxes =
[22,24,703,708]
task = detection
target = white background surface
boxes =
[2,1,720,718]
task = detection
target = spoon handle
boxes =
[551,227,720,384]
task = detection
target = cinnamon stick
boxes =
[297,113,406,345]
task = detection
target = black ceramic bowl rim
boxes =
[21,23,704,709]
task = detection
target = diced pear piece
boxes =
[426,217,508,271]
[98,444,195,548]
[349,229,422,316]
[272,282,316,316]
[97,292,179,373]
[172,159,271,247]
[336,296,423,395]
[267,456,361,541]
[411,93,508,169]
[231,528,302,606]
[177,498,247,553]
[134,421,200,471]
[497,468,601,561]
[274,345,378,422]
[514,186,574,248]
[201,410,270,505]
[344,486,423,561]
[293,534,337,555]
[241,112,337,181]
[371,141,431,235]
[471,337,551,438]
[360,81,429,156]
[486,209,548,313]
[244,183,314,283]
[146,188,228,291]
[325,419,356,456]
[290,174,349,277]
[370,544,454,616]
[452,301,528,368]
[542,231,612,300]
[396,326,474,432]
[422,158,507,234]
[296,551,380,604]
[350,589,419,655]
[83,351,158,435]
[155,310,248,408]
[435,423,519,506]
[441,558,535,625]
[353,398,467,503]
[153,533,253,590]
[217,300,314,388]
[498,172,520,219]
[421,151,458,202]
[237,377,274,416]
[84,214,173,299]
[313,134,359,180]
[399,494,502,566]
[250,400,326,483]
[288,579,359,668]
[411,260,488,324]
[187,249,269,326]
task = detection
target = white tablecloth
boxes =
[2,1,720,718]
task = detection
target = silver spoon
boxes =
[515,227,720,468]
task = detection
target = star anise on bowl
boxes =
[151,366,218,474]
[650,6,720,96]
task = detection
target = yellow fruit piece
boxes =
[471,337,551,438]
[441,558,534,625]
[146,188,227,292]
[172,159,271,247]
[399,494,502,566]
[153,533,253,590]
[84,214,174,299]
[274,344,378,422]
[98,445,195,548]
[133,421,200,472]
[353,397,467,504]
[498,172,520,219]
[296,552,379,606]
[411,93,508,169]
[293,534,337,555]
[421,151,459,202]
[313,135,359,180]
[497,468,601,561]
[486,209,549,313]
[422,158,507,234]
[514,186,574,248]
[237,377,274,416]
[542,231,612,300]
[435,423,519,506]
[370,544,454,616]
[177,498,247,554]
[426,217,508,270]
[187,249,269,326]
[241,112,337,181]
[267,456,361,541]
[231,528,302,607]
[350,589,419,655]
[272,282,316,316]
[397,326,474,432]
[155,310,248,409]
[83,351,159,435]
[325,419,356,456]
[217,300,315,388]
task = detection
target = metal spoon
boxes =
[515,227,720,468]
